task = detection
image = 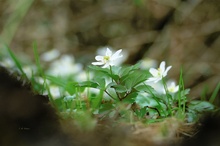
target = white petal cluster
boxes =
[41,49,60,62]
[167,81,179,93]
[92,48,123,68]
[46,55,82,76]
[147,61,172,83]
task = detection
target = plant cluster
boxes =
[0,46,216,128]
[71,48,215,124]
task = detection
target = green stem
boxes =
[178,68,186,113]
[109,65,114,82]
[162,77,172,116]
[109,65,121,100]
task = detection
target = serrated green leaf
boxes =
[188,100,214,113]
[111,66,121,74]
[124,79,133,91]
[111,84,127,93]
[106,82,117,88]
[123,70,149,90]
[109,74,120,81]
[181,89,190,96]
[122,92,137,103]
[135,94,163,108]
[75,81,99,88]
[88,65,120,81]
[134,84,155,93]
[94,77,106,89]
[88,65,110,74]
[135,94,150,108]
[119,67,133,77]
[119,62,141,77]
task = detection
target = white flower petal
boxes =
[106,48,112,56]
[159,61,165,73]
[109,61,115,66]
[41,49,60,62]
[146,78,155,82]
[170,82,175,87]
[163,66,172,76]
[153,78,162,83]
[174,85,179,92]
[167,81,179,93]
[95,56,104,61]
[147,77,161,83]
[149,68,159,76]
[102,63,110,68]
[111,49,123,60]
[92,62,104,65]
[92,48,123,67]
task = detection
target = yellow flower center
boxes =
[168,87,175,92]
[104,56,110,63]
[157,68,161,76]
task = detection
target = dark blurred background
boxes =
[0,0,219,105]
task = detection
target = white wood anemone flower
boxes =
[167,81,179,93]
[147,61,172,83]
[92,48,123,68]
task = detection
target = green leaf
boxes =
[112,84,127,93]
[188,100,215,113]
[75,81,99,88]
[135,108,147,118]
[124,79,133,91]
[123,70,150,90]
[181,89,190,96]
[33,42,44,77]
[111,66,121,74]
[106,82,117,89]
[109,74,120,81]
[134,84,155,94]
[46,75,66,87]
[122,92,137,103]
[88,65,109,74]
[88,65,119,81]
[186,111,198,123]
[93,77,106,89]
[66,82,85,94]
[119,67,133,77]
[119,62,141,77]
[89,90,104,109]
[209,82,220,103]
[5,46,27,79]
[135,94,151,108]
[53,97,64,111]
[135,93,166,110]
